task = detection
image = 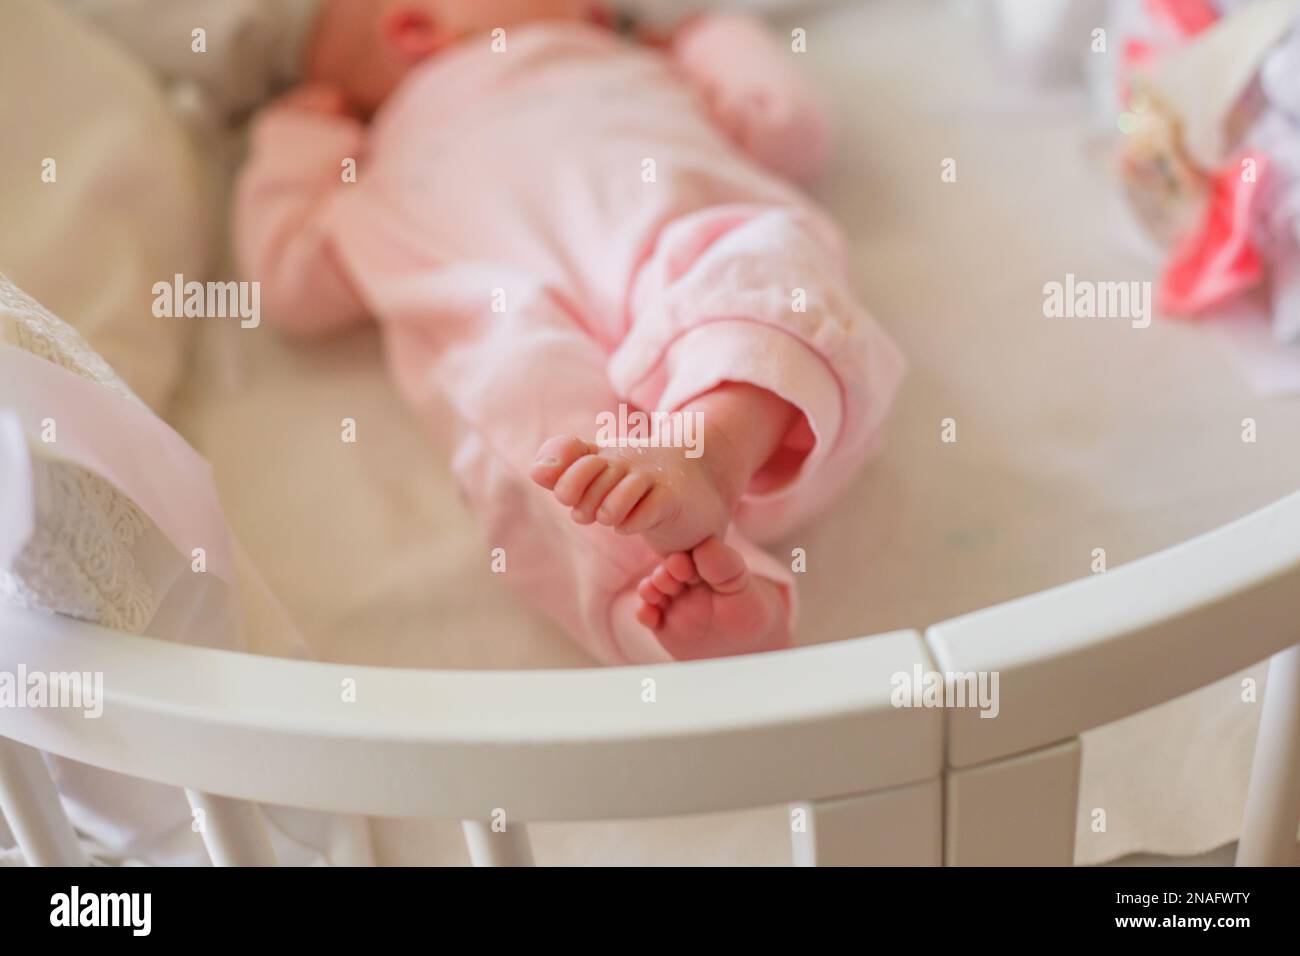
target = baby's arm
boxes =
[233,87,369,337]
[668,13,832,184]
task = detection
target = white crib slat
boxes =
[945,737,1080,866]
[1236,642,1300,866]
[462,820,535,866]
[0,736,88,866]
[185,790,277,867]
[790,777,942,866]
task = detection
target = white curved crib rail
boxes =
[0,616,944,865]
[928,487,1300,866]
[2,489,1299,866]
[0,616,940,819]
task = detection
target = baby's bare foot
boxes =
[529,434,737,555]
[633,537,789,660]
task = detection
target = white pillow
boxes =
[0,0,209,414]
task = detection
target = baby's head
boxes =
[306,0,595,115]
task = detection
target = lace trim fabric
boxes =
[0,458,154,633]
[0,276,140,403]
[0,274,157,632]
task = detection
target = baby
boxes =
[235,0,904,664]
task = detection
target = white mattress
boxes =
[14,0,1300,865]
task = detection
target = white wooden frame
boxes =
[928,487,1300,866]
[2,489,1299,866]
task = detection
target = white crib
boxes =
[2,488,1299,867]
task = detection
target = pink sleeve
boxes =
[233,105,370,337]
[669,13,832,184]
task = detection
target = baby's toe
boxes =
[572,460,627,524]
[635,601,663,630]
[662,551,699,585]
[616,485,681,536]
[690,537,749,594]
[596,472,655,527]
[552,454,607,507]
[650,565,685,597]
[530,435,591,489]
[637,576,668,607]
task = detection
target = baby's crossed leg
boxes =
[401,270,795,662]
